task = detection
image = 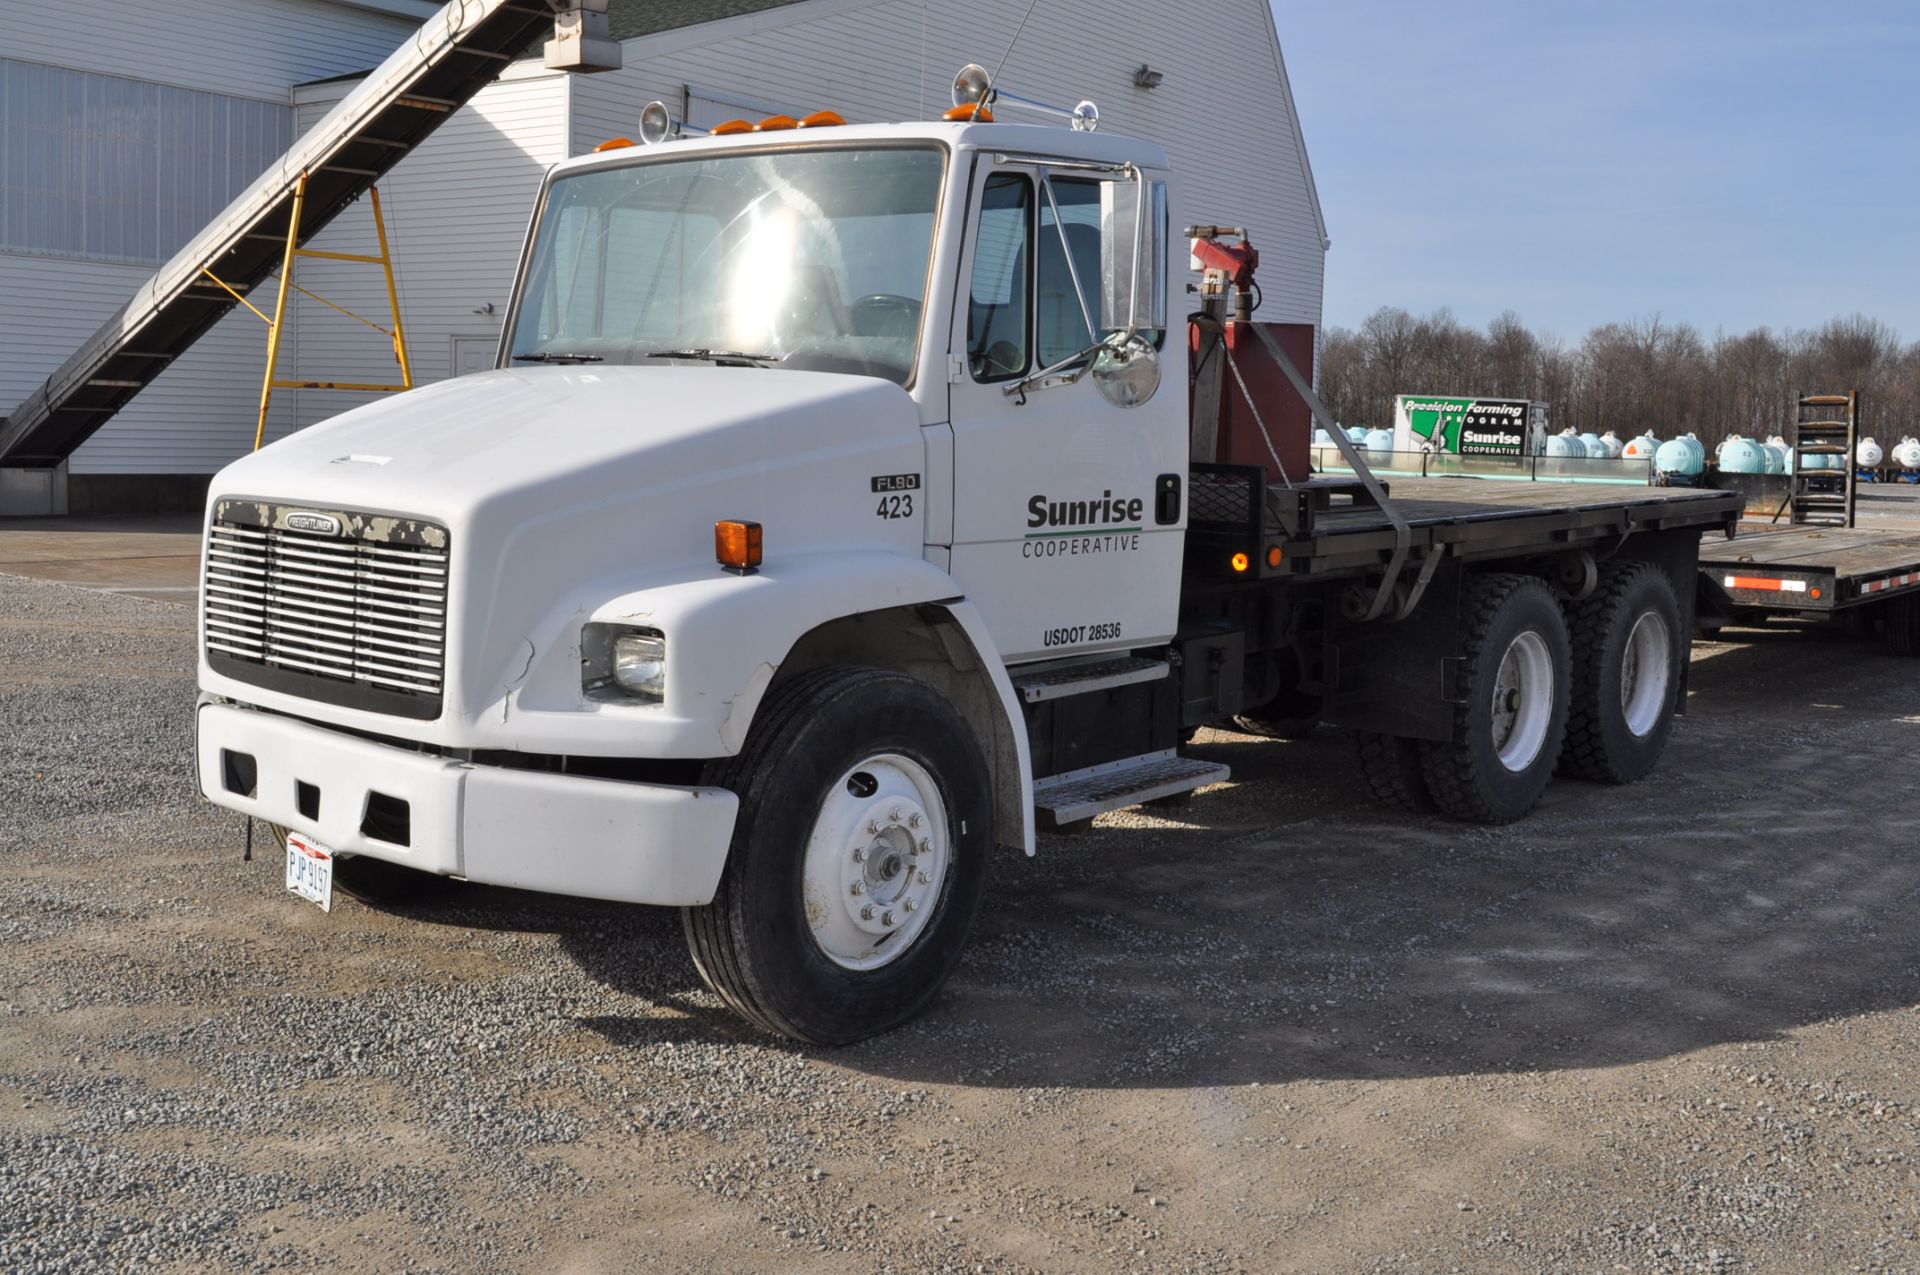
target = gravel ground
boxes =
[3,570,1918,1273]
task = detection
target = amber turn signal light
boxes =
[1230,551,1251,574]
[716,520,763,573]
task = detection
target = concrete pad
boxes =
[0,515,202,605]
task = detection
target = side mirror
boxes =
[1099,175,1166,333]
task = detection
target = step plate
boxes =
[1012,656,1169,703]
[1034,750,1231,826]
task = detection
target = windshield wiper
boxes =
[513,352,604,364]
[645,349,780,367]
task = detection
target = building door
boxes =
[451,335,497,379]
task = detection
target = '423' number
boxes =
[876,493,914,519]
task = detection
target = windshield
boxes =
[507,145,944,385]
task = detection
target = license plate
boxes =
[285,830,334,912]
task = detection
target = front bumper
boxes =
[195,701,739,905]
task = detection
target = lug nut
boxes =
[917,837,932,855]
[916,870,930,885]
[852,847,866,863]
[850,882,864,896]
[860,905,875,921]
[882,911,896,927]
[909,813,922,829]
[866,819,880,834]
[902,898,917,913]
[888,808,902,822]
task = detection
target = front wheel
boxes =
[1420,575,1571,824]
[681,667,992,1044]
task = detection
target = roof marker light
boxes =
[754,115,798,131]
[594,137,635,152]
[712,119,753,135]
[943,102,994,122]
[798,110,846,128]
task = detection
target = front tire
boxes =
[682,667,993,1045]
[1420,575,1571,824]
[1561,562,1683,783]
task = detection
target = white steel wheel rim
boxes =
[1490,630,1554,772]
[801,753,950,971]
[1619,609,1672,737]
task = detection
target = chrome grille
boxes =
[202,511,449,714]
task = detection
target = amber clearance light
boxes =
[1230,551,1251,574]
[716,520,764,574]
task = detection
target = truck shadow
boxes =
[551,625,1920,1086]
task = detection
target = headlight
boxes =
[582,623,666,704]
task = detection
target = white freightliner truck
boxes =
[195,96,1743,1043]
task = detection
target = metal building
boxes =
[0,0,1326,515]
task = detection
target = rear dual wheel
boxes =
[1418,575,1572,824]
[1561,562,1683,783]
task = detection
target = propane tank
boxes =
[1346,426,1370,446]
[1363,427,1396,454]
[1892,436,1920,470]
[1759,440,1785,474]
[1544,429,1581,458]
[1857,436,1884,470]
[1717,435,1765,474]
[1621,431,1659,461]
[1579,432,1609,459]
[1765,435,1795,474]
[1598,430,1625,459]
[1312,426,1335,447]
[1655,435,1704,481]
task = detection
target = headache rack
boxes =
[202,502,450,720]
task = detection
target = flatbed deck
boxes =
[1277,477,1743,576]
[1700,524,1920,610]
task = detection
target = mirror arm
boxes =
[1001,341,1105,398]
[1121,163,1144,342]
[1037,167,1098,347]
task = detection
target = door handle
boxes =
[1155,473,1181,525]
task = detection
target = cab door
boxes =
[944,159,1185,666]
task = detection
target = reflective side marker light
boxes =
[1266,545,1284,569]
[717,520,764,574]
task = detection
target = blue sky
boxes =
[1272,1,1919,343]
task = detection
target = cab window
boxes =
[967,174,1031,381]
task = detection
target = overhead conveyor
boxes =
[0,0,618,470]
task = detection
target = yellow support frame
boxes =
[203,173,414,451]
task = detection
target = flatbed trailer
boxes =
[1698,524,1920,654]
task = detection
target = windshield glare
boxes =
[508,145,944,385]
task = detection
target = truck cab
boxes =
[197,115,1202,1041]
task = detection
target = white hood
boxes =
[204,365,931,737]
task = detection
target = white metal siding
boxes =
[568,0,1327,326]
[0,0,418,103]
[285,68,570,429]
[0,59,293,265]
[1,254,297,474]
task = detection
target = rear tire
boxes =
[1886,595,1920,656]
[1354,732,1434,812]
[1419,575,1571,824]
[1561,562,1683,783]
[681,667,993,1045]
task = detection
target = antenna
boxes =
[984,0,1042,105]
